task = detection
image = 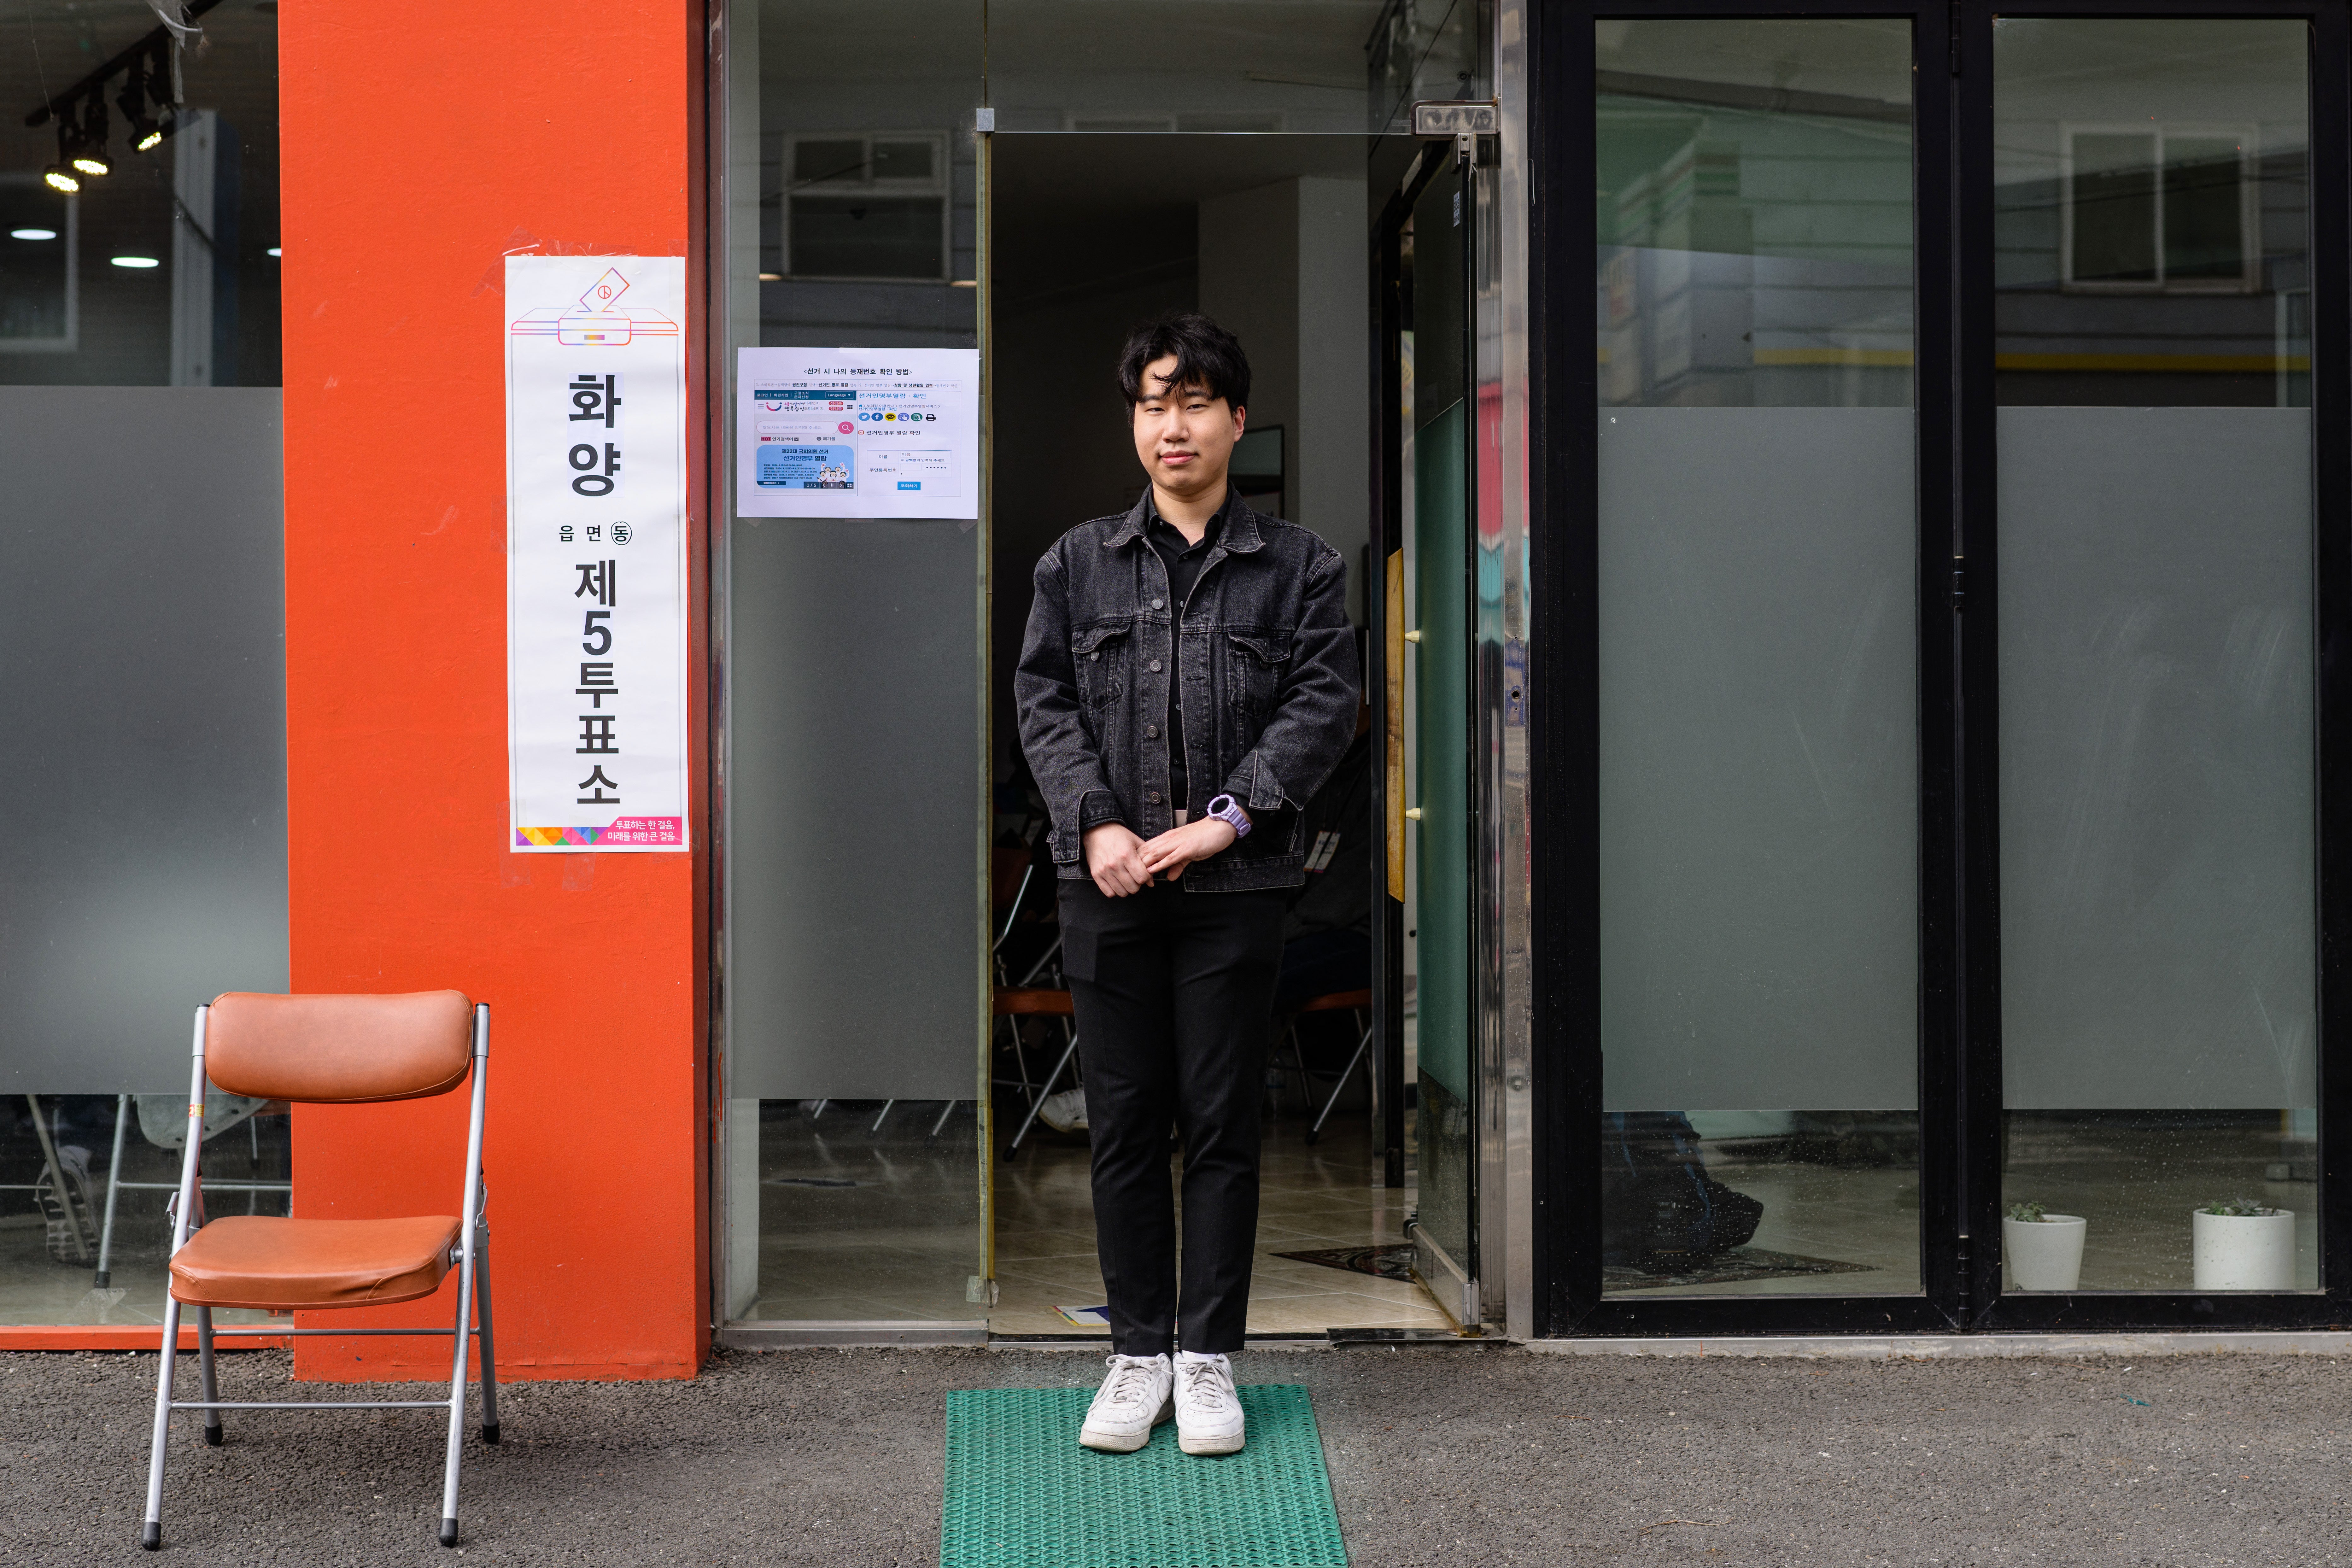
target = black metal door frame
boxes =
[1370,143,1454,1196]
[1530,0,2352,1337]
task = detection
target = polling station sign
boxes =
[505,255,690,852]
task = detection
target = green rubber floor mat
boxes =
[942,1384,1348,1568]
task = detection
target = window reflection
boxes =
[1995,19,2308,406]
[0,2,279,387]
[1,1094,290,1327]
[1598,18,1914,410]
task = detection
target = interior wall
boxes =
[988,137,1371,787]
[278,0,708,1382]
[1200,175,1372,623]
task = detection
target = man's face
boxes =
[1130,353,1245,499]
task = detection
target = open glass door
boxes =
[1393,143,1482,1329]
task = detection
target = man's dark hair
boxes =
[1117,312,1251,414]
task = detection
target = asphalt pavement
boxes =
[3,1343,2346,1565]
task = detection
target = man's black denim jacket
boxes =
[1016,489,1361,892]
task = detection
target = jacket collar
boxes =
[1104,485,1265,554]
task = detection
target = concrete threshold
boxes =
[1527,1331,2352,1360]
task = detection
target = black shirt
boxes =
[1079,492,1232,832]
[1145,498,1228,813]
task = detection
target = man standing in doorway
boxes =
[1016,313,1360,1455]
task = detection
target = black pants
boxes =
[1058,879,1286,1357]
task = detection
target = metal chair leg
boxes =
[929,1099,959,1137]
[474,1235,500,1444]
[438,1232,477,1548]
[95,1093,131,1288]
[141,1298,181,1549]
[1003,1015,1036,1104]
[26,1093,93,1264]
[871,1100,895,1132]
[195,1306,223,1445]
[1305,1016,1376,1146]
[1006,1031,1081,1156]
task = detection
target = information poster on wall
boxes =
[735,346,980,519]
[505,255,690,852]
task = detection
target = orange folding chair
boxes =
[140,991,497,1551]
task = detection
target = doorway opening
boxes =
[982,133,1448,1339]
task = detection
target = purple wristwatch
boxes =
[1204,793,1252,838]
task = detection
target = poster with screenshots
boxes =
[735,346,979,520]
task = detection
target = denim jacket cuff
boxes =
[1222,755,1291,815]
[1076,790,1126,833]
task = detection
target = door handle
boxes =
[1404,629,1423,643]
[1405,808,1424,821]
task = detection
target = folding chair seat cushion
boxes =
[1296,987,1372,1014]
[994,986,1075,1017]
[168,1214,460,1311]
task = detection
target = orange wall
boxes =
[275,2,710,1381]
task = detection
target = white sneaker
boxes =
[1173,1351,1245,1455]
[1078,1353,1172,1453]
[1038,1088,1088,1134]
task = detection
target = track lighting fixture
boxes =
[67,93,113,177]
[21,2,216,176]
[119,47,169,152]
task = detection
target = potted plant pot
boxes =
[2001,1211,2086,1292]
[2192,1204,2296,1291]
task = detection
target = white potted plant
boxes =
[2001,1201,2086,1292]
[2192,1198,2296,1291]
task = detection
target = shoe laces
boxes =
[1098,1354,1162,1410]
[1177,1355,1233,1412]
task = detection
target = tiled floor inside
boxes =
[989,1110,1451,1338]
[747,1093,1453,1335]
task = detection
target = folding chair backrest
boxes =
[205,991,474,1103]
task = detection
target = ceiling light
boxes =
[267,247,282,257]
[43,165,80,194]
[758,271,782,281]
[120,43,170,150]
[111,255,161,269]
[10,228,59,241]
[66,93,112,177]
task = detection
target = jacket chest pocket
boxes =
[1071,623,1131,711]
[1226,630,1292,717]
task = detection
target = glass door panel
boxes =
[1992,19,2318,1294]
[1408,155,1480,1325]
[1595,18,1923,1296]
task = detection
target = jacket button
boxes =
[1151,597,1164,609]
[1145,723,1160,738]
[1148,659,1162,672]
[1089,652,1099,661]
[1148,791,1162,804]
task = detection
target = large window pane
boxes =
[725,0,986,1325]
[1995,20,2316,1292]
[1596,19,1920,1296]
[1,4,288,1327]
